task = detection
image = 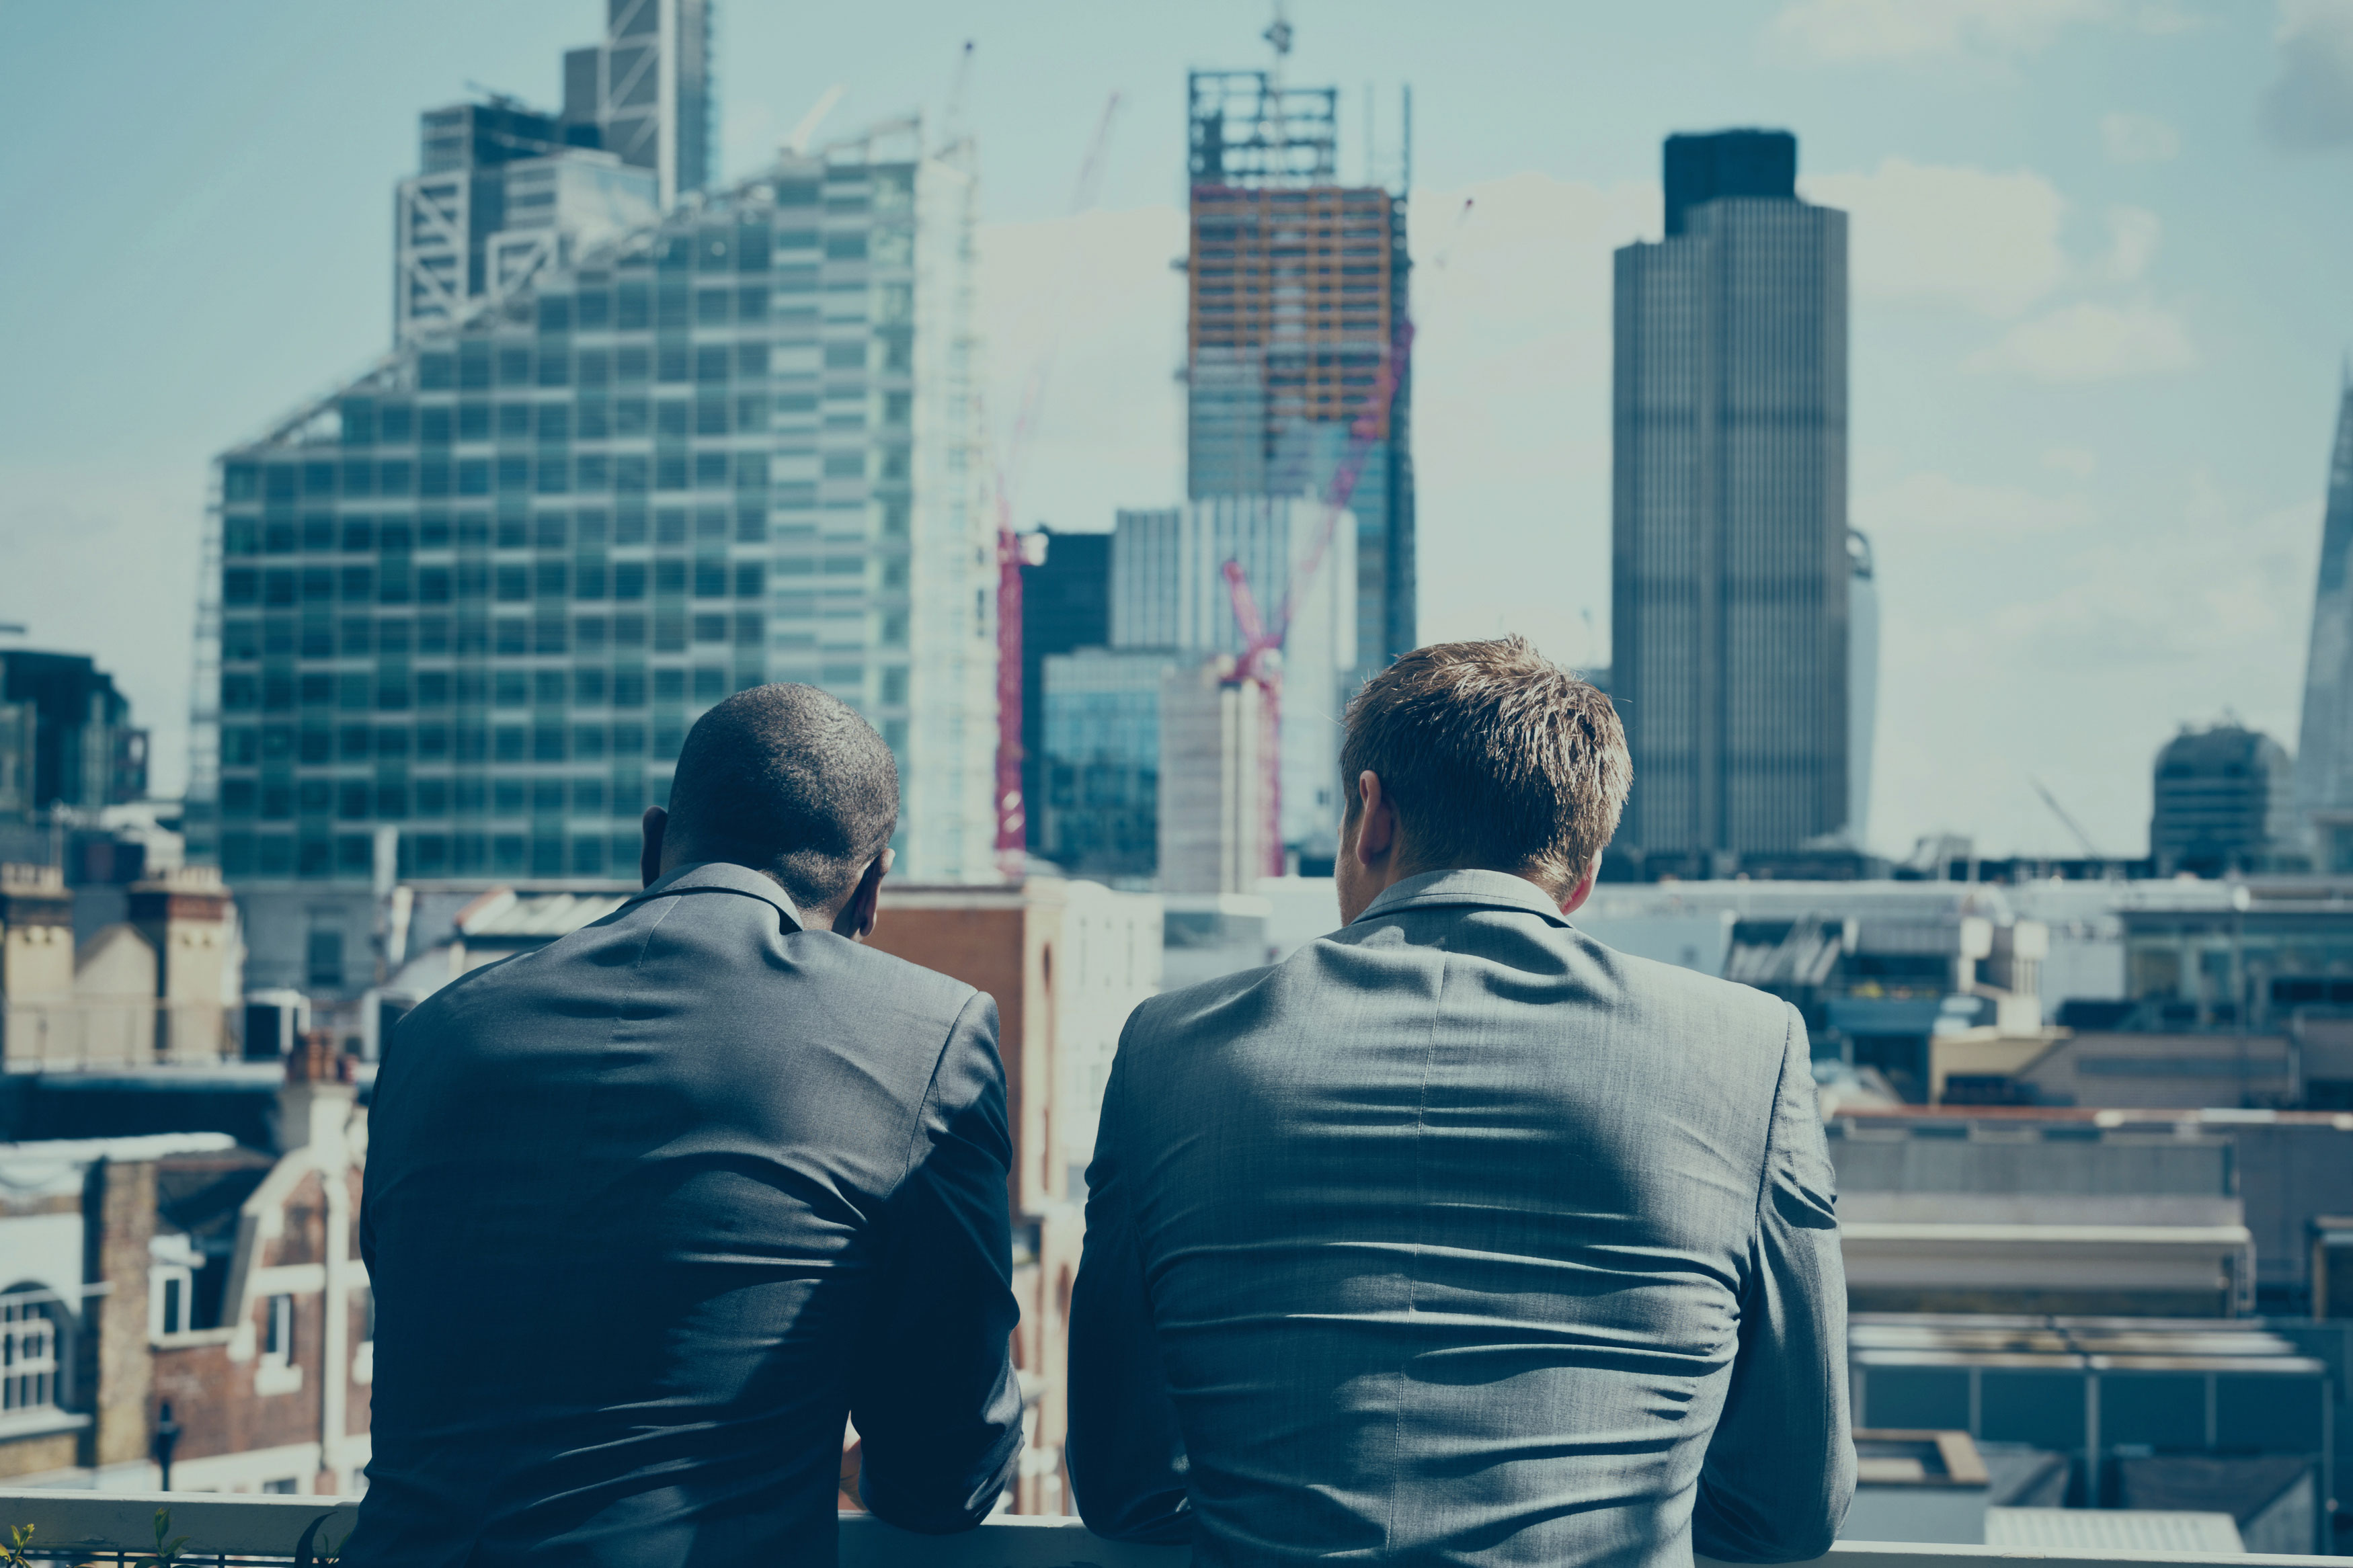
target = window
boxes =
[264,1294,295,1362]
[152,1260,194,1339]
[307,927,344,990]
[1,1296,57,1415]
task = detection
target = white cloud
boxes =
[2092,205,2162,282]
[2043,446,2101,477]
[1963,297,2197,380]
[2100,111,2181,162]
[1803,159,2067,317]
[1771,0,2112,60]
[2264,0,2353,149]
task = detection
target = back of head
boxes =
[665,684,900,912]
[1339,636,1629,897]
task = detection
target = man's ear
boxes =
[1560,850,1601,917]
[1353,770,1397,868]
[834,845,893,940]
[639,805,668,889]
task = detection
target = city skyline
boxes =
[5,1,2352,860]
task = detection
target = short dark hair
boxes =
[1339,636,1629,897]
[665,684,900,911]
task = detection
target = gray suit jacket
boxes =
[350,862,1023,1567]
[1068,869,1853,1567]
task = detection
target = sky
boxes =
[4,0,2352,860]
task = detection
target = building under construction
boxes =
[1183,67,1415,675]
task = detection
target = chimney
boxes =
[128,865,235,1063]
[280,1027,358,1165]
[1,863,74,1070]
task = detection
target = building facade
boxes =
[393,0,707,345]
[860,876,1162,1516]
[0,1046,370,1494]
[194,124,995,1004]
[1184,69,1414,674]
[1035,647,1173,882]
[1849,527,1879,851]
[560,0,712,209]
[2295,379,2353,854]
[1107,499,1355,856]
[2149,723,2295,878]
[1611,128,1851,862]
[394,101,657,345]
[1019,529,1111,858]
[0,651,147,825]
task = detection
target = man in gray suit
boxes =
[351,686,1023,1567]
[1069,637,1852,1565]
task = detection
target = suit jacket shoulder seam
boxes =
[1747,1003,1800,1266]
[889,986,986,1201]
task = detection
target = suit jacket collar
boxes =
[628,860,806,933]
[1352,867,1571,928]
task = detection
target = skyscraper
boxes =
[190,110,992,997]
[2151,723,2295,877]
[1611,128,1850,864]
[563,0,713,207]
[1184,69,1414,673]
[1848,527,1879,849]
[2294,379,2353,845]
[1110,499,1356,855]
[393,1,706,344]
[393,100,659,343]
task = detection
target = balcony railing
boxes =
[0,1491,2338,1568]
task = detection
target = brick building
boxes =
[0,1039,369,1493]
[863,875,1160,1515]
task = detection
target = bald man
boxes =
[350,685,1022,1567]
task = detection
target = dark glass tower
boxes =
[1019,528,1111,852]
[1663,129,1798,236]
[1611,129,1850,864]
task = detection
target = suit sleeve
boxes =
[1692,1004,1856,1563]
[1066,1015,1193,1544]
[852,991,1026,1532]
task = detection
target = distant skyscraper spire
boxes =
[2293,380,2353,837]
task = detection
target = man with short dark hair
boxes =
[1069,637,1853,1565]
[350,684,1023,1567]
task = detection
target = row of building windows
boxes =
[228,446,893,505]
[221,772,658,823]
[223,507,793,552]
[226,450,835,503]
[402,320,912,394]
[221,659,767,717]
[221,612,769,663]
[221,830,645,882]
[221,659,753,720]
[223,558,776,607]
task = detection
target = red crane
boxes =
[1220,313,1417,877]
[991,91,1125,878]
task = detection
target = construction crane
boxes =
[1220,314,1417,876]
[1215,196,1468,876]
[2030,776,2104,860]
[989,89,1127,878]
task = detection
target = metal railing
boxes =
[0,1491,2340,1568]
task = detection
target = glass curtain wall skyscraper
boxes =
[1184,69,1414,675]
[190,118,994,993]
[1611,129,1851,864]
[395,0,705,345]
[2295,378,2353,850]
